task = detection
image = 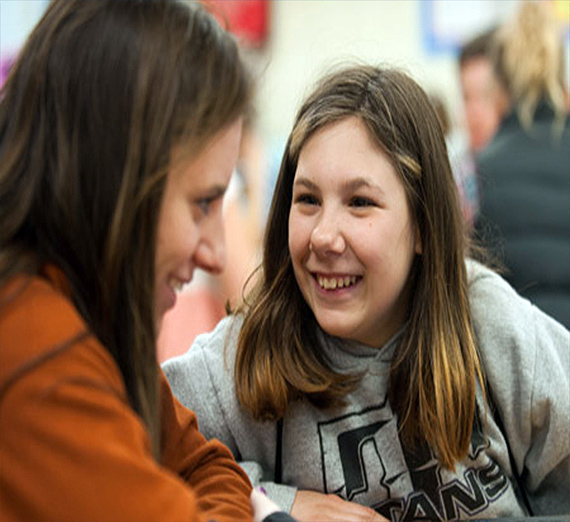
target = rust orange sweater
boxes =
[0,268,253,522]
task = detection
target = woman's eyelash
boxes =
[196,197,215,215]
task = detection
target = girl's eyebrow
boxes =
[292,177,318,191]
[344,177,373,191]
[343,177,385,196]
[295,176,385,197]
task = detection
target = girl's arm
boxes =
[162,317,298,511]
[520,308,570,514]
[468,261,570,515]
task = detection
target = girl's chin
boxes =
[316,318,349,338]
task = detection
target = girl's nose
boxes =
[310,212,346,255]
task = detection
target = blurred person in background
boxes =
[0,1,293,521]
[449,27,508,229]
[459,27,506,154]
[474,0,570,329]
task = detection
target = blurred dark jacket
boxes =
[475,102,570,329]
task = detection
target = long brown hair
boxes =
[0,0,250,457]
[235,65,484,468]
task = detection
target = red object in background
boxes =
[202,0,269,47]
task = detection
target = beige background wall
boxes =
[2,0,567,143]
[246,0,520,139]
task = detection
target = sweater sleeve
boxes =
[162,319,241,454]
[240,462,298,514]
[159,370,253,521]
[163,317,298,514]
[0,335,252,522]
[523,307,570,514]
[468,261,570,516]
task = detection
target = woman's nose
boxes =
[194,227,226,275]
[310,211,346,255]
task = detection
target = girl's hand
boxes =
[291,490,389,522]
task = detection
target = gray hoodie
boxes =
[163,261,570,520]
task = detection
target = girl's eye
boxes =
[294,193,319,206]
[350,196,376,208]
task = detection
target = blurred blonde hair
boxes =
[494,0,567,130]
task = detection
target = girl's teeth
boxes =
[317,275,357,290]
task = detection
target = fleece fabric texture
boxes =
[164,260,570,520]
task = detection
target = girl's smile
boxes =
[313,273,361,292]
[288,116,421,348]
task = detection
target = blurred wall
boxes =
[248,0,524,140]
[255,0,448,138]
[3,0,567,141]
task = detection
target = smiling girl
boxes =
[288,116,422,350]
[164,65,570,522]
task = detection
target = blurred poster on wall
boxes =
[422,0,569,55]
[421,0,516,54]
[201,0,269,48]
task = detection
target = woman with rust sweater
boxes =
[0,2,289,521]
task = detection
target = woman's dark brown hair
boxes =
[235,65,484,469]
[0,0,250,457]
